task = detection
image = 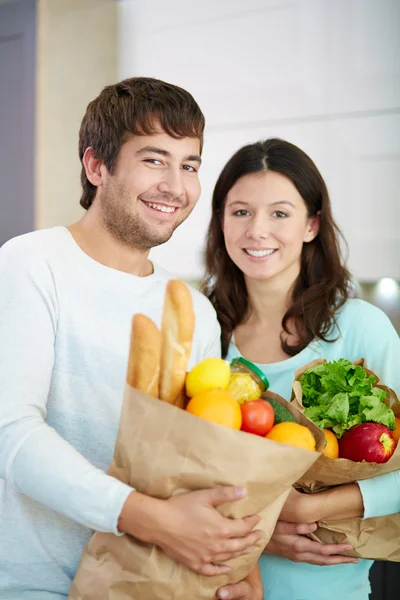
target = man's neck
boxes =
[68,210,154,277]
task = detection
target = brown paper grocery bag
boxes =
[69,389,321,599]
[291,358,400,561]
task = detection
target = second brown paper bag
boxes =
[292,358,400,561]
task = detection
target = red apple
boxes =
[339,422,397,463]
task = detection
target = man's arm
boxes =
[0,242,263,574]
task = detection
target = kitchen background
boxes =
[0,0,399,597]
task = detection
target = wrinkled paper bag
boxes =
[292,358,400,561]
[69,389,322,599]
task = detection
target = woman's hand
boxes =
[264,520,359,566]
[279,485,364,524]
[217,563,263,600]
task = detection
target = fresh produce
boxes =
[392,417,400,443]
[266,398,297,424]
[300,359,396,438]
[266,422,316,451]
[240,399,275,436]
[228,358,269,403]
[227,373,262,403]
[322,429,339,459]
[339,422,397,463]
[185,357,230,398]
[186,388,242,429]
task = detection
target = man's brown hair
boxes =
[78,77,205,210]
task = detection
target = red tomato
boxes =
[240,399,275,436]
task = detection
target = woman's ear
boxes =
[304,214,320,243]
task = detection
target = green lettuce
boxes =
[300,359,395,438]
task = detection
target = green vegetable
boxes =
[266,398,297,424]
[300,359,395,438]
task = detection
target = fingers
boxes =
[212,545,256,563]
[274,521,317,535]
[217,581,252,600]
[198,563,232,577]
[205,530,263,565]
[294,538,353,557]
[206,486,248,507]
[223,514,261,540]
[298,552,359,566]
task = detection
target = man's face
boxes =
[98,131,202,250]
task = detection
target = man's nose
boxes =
[157,168,184,200]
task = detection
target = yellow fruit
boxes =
[392,417,400,443]
[322,429,339,459]
[227,373,262,403]
[266,422,316,451]
[185,358,231,398]
[186,389,242,429]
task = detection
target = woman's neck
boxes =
[244,273,296,327]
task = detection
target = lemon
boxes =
[185,358,231,398]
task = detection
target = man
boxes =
[0,77,263,599]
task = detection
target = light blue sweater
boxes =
[227,298,400,600]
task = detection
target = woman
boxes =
[202,138,400,600]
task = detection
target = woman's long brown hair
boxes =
[201,138,352,358]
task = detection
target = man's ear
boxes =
[82,147,104,187]
[304,214,320,243]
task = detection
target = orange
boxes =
[392,417,400,443]
[266,422,316,451]
[322,429,339,459]
[186,388,242,430]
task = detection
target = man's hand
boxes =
[264,520,359,566]
[217,564,263,600]
[118,487,264,576]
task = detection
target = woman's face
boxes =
[222,171,319,285]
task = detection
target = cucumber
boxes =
[266,398,297,424]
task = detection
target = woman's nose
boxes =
[245,217,269,240]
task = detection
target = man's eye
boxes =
[273,210,288,218]
[144,159,162,165]
[182,164,198,173]
[233,210,250,216]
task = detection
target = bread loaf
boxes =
[159,280,195,404]
[127,314,161,397]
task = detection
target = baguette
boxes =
[127,314,161,397]
[159,280,195,404]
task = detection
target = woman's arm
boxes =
[280,485,364,524]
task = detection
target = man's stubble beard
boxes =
[99,178,192,252]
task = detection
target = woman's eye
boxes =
[182,164,198,173]
[233,209,250,217]
[273,210,288,218]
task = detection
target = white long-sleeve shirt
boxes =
[0,227,221,599]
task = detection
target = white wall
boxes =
[118,0,400,281]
